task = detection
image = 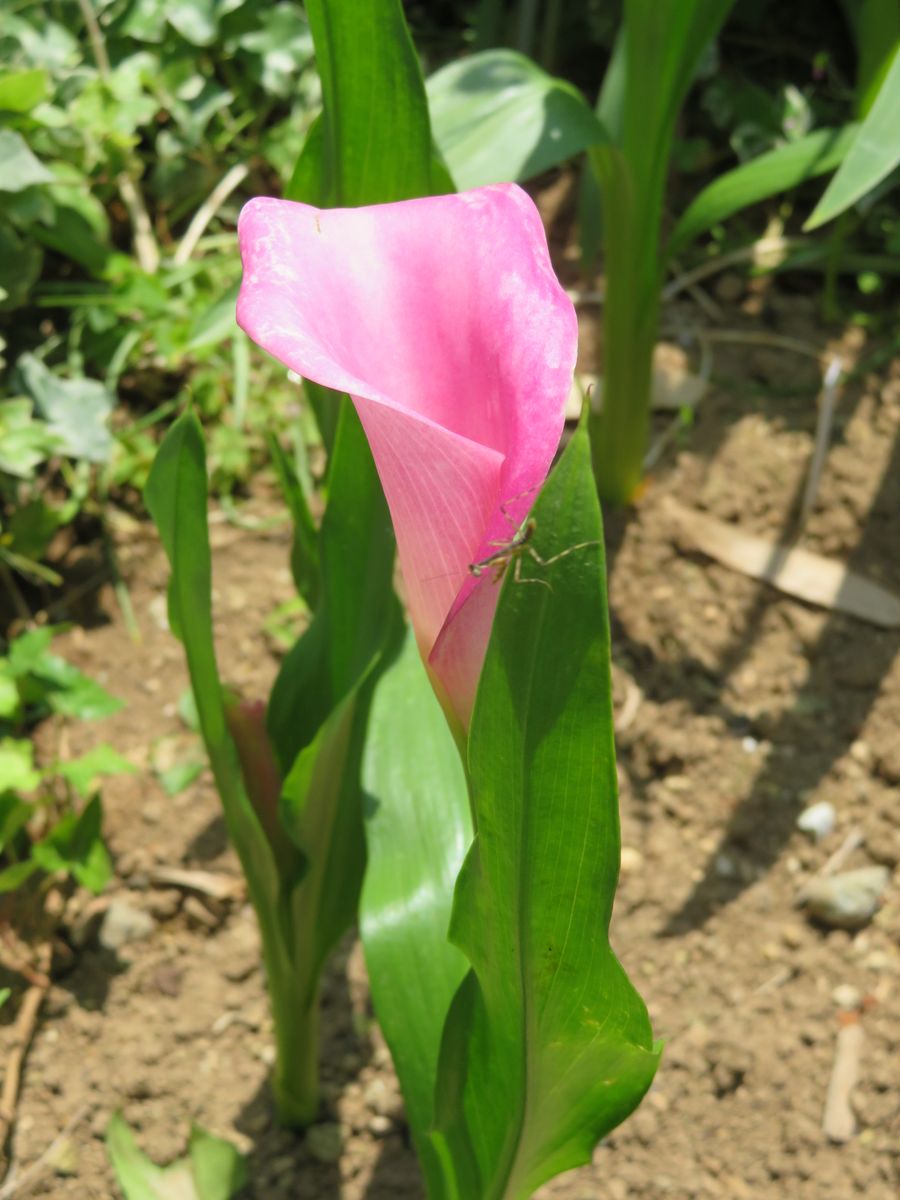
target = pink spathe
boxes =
[237,184,577,731]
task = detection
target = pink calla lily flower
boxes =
[237,184,577,731]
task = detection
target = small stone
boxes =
[620,846,643,874]
[145,889,182,920]
[832,983,862,1011]
[799,866,890,929]
[714,853,738,879]
[141,799,163,824]
[98,899,156,951]
[306,1122,343,1164]
[363,1077,393,1116]
[780,923,804,949]
[369,1115,393,1137]
[796,801,836,841]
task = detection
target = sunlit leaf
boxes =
[360,624,472,1196]
[667,124,857,259]
[432,423,660,1197]
[427,49,606,190]
[805,45,900,229]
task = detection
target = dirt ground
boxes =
[2,248,899,1198]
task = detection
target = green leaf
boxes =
[0,790,32,853]
[0,987,10,1009]
[432,424,660,1199]
[0,859,39,894]
[427,49,607,190]
[0,738,42,793]
[165,0,218,47]
[187,283,240,350]
[17,354,114,464]
[290,0,436,205]
[360,624,472,1198]
[34,659,122,722]
[144,412,278,897]
[843,0,900,116]
[0,217,43,310]
[667,124,858,259]
[0,69,48,113]
[57,744,137,798]
[0,129,53,192]
[33,794,112,893]
[267,402,394,773]
[0,399,61,477]
[267,434,319,609]
[106,1113,247,1200]
[805,45,900,230]
[588,0,736,503]
[187,1125,248,1200]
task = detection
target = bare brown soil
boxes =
[2,273,899,1199]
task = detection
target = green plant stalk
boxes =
[265,938,320,1126]
[587,1,735,504]
[588,144,661,504]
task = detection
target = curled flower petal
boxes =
[237,184,577,729]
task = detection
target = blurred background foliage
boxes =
[0,0,897,600]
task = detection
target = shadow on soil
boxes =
[602,371,899,935]
[233,939,424,1199]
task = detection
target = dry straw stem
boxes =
[664,498,900,629]
[75,0,160,274]
[823,1015,863,1143]
[0,944,52,1166]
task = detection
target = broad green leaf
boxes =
[805,45,900,230]
[0,399,61,478]
[0,738,41,793]
[0,129,53,192]
[667,124,858,259]
[267,402,394,773]
[33,794,112,893]
[165,0,218,47]
[289,0,436,205]
[432,424,660,1199]
[427,49,606,190]
[842,0,900,115]
[31,658,122,722]
[360,624,472,1198]
[106,1114,247,1200]
[57,744,137,798]
[17,354,114,464]
[0,69,48,113]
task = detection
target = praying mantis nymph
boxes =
[468,507,600,590]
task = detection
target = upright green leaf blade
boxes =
[292,0,435,205]
[267,402,395,773]
[805,45,900,230]
[667,124,858,259]
[427,49,606,190]
[360,624,472,1198]
[432,424,660,1199]
[144,412,277,913]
